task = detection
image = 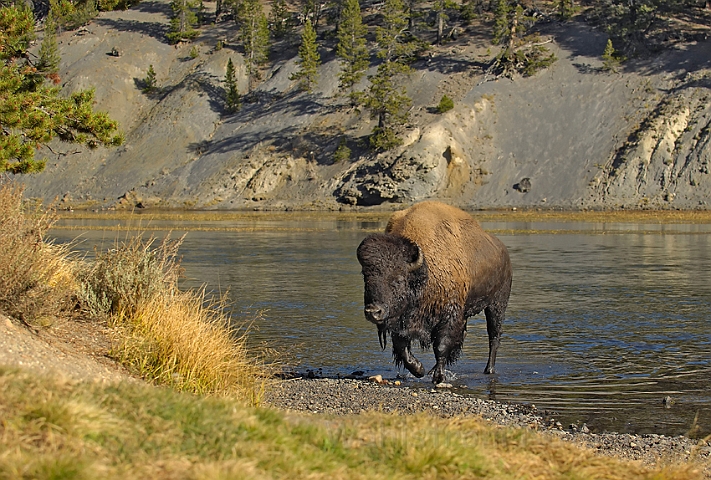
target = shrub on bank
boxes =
[0,181,270,403]
[77,234,271,401]
[78,234,184,319]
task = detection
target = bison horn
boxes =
[407,244,424,272]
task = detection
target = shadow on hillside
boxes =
[96,17,170,43]
[189,90,345,165]
[132,0,172,17]
[191,88,335,156]
[551,18,711,80]
[418,53,488,75]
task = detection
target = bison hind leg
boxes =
[483,285,510,375]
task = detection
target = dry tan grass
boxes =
[1,182,271,402]
[76,233,272,402]
[111,289,270,402]
[0,182,77,327]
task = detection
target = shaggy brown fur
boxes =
[357,201,512,384]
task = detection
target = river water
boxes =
[50,213,711,438]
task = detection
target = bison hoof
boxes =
[407,361,425,378]
[484,366,495,375]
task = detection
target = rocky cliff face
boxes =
[593,73,711,209]
[19,1,711,210]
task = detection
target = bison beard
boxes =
[356,201,512,384]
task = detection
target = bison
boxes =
[356,201,512,384]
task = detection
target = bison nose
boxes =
[364,304,386,323]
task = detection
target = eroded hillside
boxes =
[19,0,711,210]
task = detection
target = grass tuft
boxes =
[77,232,271,401]
[0,181,77,327]
[110,289,270,401]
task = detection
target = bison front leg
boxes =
[430,318,466,385]
[391,333,425,378]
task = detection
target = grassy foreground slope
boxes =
[0,367,702,480]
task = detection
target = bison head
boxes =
[356,233,426,347]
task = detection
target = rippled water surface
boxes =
[51,214,711,437]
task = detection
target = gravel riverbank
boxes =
[265,376,711,476]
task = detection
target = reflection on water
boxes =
[50,214,711,437]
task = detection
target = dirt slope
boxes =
[18,1,711,210]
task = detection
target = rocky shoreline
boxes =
[265,376,711,476]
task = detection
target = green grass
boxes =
[0,367,703,480]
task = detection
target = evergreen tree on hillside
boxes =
[489,0,556,78]
[269,0,292,38]
[336,0,368,98]
[364,0,415,150]
[301,0,324,33]
[491,0,510,46]
[593,0,664,55]
[0,5,122,174]
[234,0,270,88]
[433,0,452,45]
[601,38,623,72]
[290,19,321,92]
[142,64,157,93]
[224,58,241,112]
[167,0,200,43]
[37,11,61,82]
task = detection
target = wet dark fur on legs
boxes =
[356,201,513,384]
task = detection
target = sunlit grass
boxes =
[0,182,77,327]
[51,209,711,236]
[1,181,271,402]
[76,233,273,401]
[56,208,711,225]
[110,290,270,402]
[0,368,704,480]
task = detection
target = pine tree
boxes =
[290,19,321,92]
[602,38,621,72]
[364,0,415,150]
[491,0,510,46]
[433,0,448,45]
[336,0,368,97]
[365,61,411,150]
[224,58,241,112]
[301,0,324,33]
[269,0,291,38]
[236,0,270,88]
[0,5,122,174]
[142,64,157,93]
[166,0,200,43]
[374,0,414,62]
[37,12,61,82]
